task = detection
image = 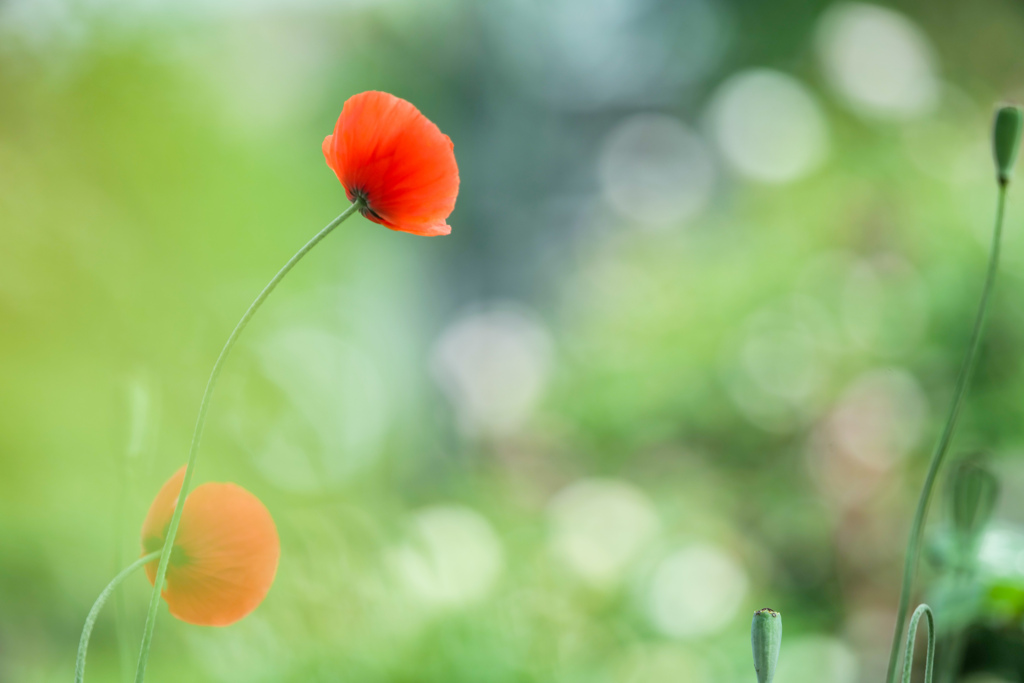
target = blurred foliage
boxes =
[5,0,1024,682]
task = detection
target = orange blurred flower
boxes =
[141,467,279,627]
[323,91,460,236]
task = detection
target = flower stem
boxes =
[900,604,935,683]
[884,185,1007,683]
[133,201,363,683]
[77,550,162,683]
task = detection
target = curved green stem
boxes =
[884,185,1007,683]
[77,550,162,683]
[133,201,363,683]
[901,604,936,683]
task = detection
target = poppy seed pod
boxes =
[752,608,782,683]
[949,460,999,543]
[993,105,1023,186]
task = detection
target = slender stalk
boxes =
[133,202,363,683]
[884,185,1007,683]
[901,604,936,683]
[938,630,967,683]
[77,551,162,683]
[938,561,974,683]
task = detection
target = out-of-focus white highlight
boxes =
[645,545,748,638]
[709,69,828,183]
[774,636,859,683]
[391,505,504,608]
[817,3,939,120]
[547,478,660,587]
[431,305,552,438]
[975,526,1024,579]
[599,113,715,227]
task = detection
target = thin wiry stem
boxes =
[901,604,936,683]
[77,551,162,683]
[133,201,363,683]
[884,185,1007,683]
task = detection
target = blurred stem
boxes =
[133,200,364,683]
[884,185,1007,683]
[77,550,162,683]
[938,563,973,683]
[939,630,967,683]
[116,377,153,683]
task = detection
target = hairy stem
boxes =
[77,551,162,683]
[901,604,936,683]
[884,185,1007,683]
[133,201,363,683]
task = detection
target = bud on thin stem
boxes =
[993,104,1023,186]
[752,608,782,683]
[949,459,999,544]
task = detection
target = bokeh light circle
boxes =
[390,505,505,608]
[547,478,660,587]
[774,636,858,683]
[708,69,829,183]
[431,304,553,438]
[599,113,715,227]
[816,3,939,120]
[645,544,748,639]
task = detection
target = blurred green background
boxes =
[4,0,1024,681]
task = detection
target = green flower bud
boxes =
[993,104,1023,186]
[751,608,782,683]
[949,459,999,542]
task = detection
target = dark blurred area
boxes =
[4,0,1024,681]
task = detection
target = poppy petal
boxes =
[140,466,185,559]
[322,134,339,179]
[324,91,459,235]
[393,220,452,237]
[162,482,280,626]
[141,469,280,627]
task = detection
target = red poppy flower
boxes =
[141,467,280,627]
[323,91,459,236]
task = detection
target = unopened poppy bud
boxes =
[751,608,782,683]
[993,104,1023,186]
[949,460,999,542]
